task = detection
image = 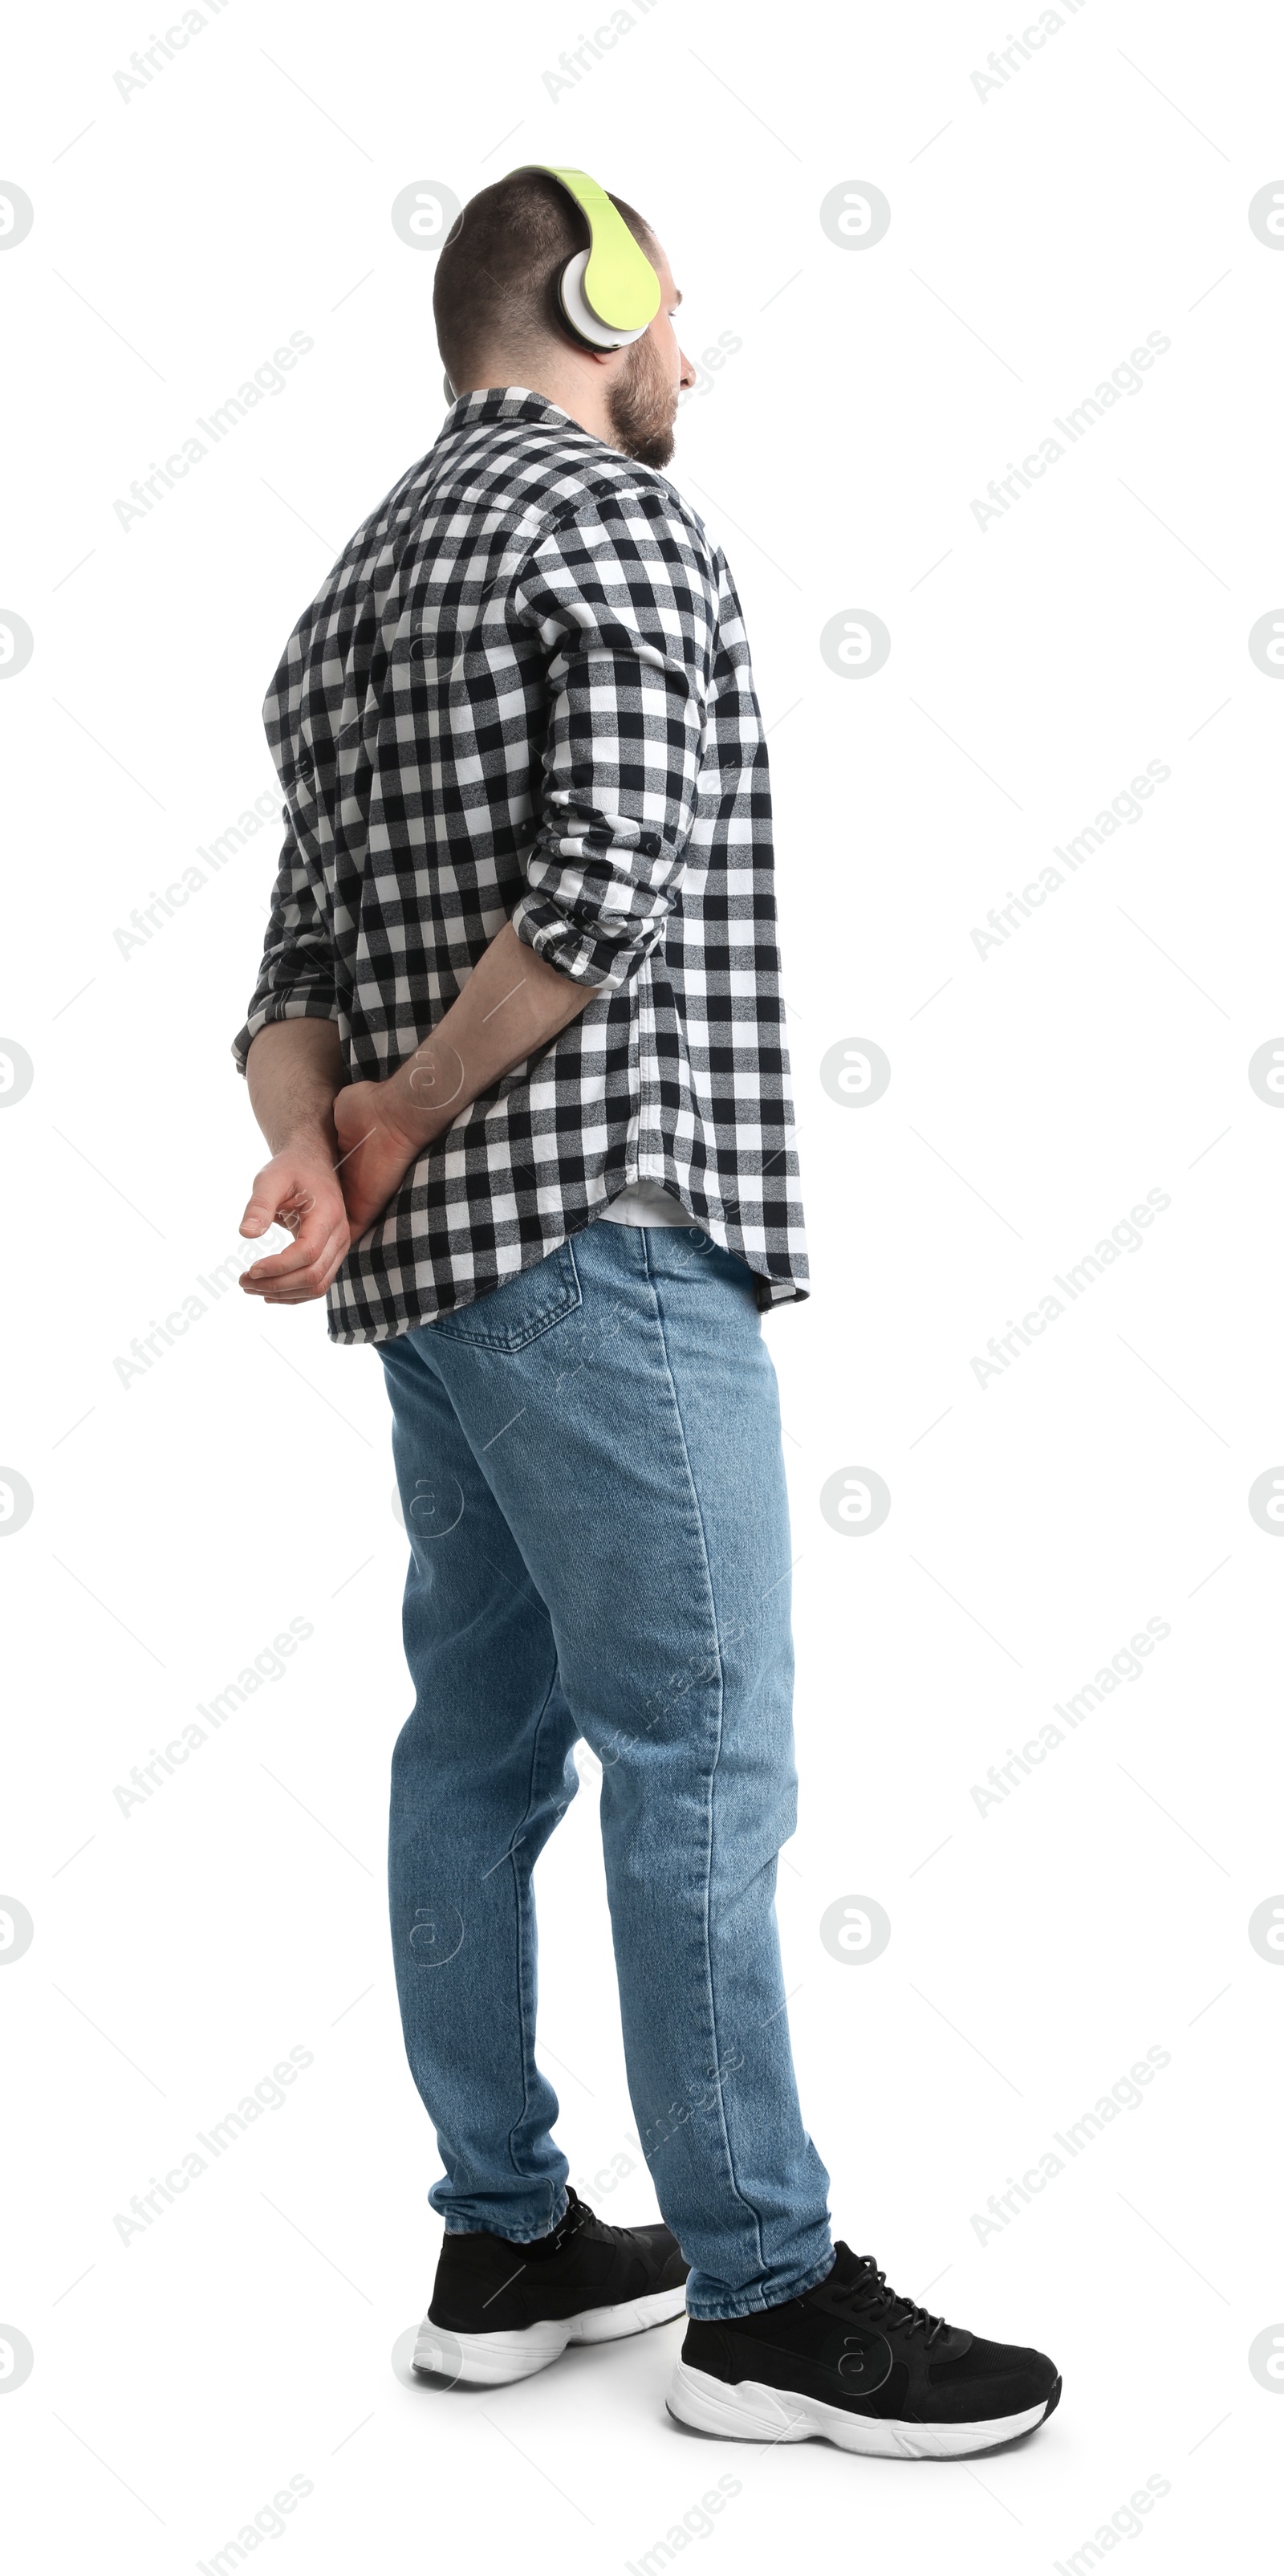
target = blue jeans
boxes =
[379,1220,833,2319]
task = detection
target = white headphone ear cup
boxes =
[442,371,456,402]
[557,248,648,351]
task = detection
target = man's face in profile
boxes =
[605,242,691,470]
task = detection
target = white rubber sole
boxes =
[666,2358,1052,2459]
[414,2285,689,2387]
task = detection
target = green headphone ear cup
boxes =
[556,249,648,351]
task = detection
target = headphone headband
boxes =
[509,164,661,343]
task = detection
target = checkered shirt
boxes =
[233,387,808,1341]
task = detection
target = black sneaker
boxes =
[668,2244,1060,2458]
[414,2187,689,2387]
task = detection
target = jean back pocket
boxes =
[425,1238,582,1352]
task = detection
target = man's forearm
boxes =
[327,920,601,1239]
[380,920,597,1149]
[246,1016,346,1153]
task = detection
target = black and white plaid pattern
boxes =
[234,388,807,1342]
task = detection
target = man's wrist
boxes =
[265,1110,339,1163]
[381,1040,466,1149]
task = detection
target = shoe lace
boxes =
[549,2188,587,2247]
[547,2187,622,2249]
[833,2255,951,2349]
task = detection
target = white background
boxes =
[2,1,1282,2568]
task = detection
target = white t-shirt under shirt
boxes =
[597,1178,689,1228]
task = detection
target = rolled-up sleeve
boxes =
[507,490,715,991]
[230,813,340,1073]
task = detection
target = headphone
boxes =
[442,165,661,403]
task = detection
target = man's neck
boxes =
[453,364,615,450]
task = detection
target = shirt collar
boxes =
[439,385,590,439]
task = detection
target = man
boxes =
[234,167,1059,2456]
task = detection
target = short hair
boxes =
[433,169,657,384]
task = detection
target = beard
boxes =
[605,331,679,470]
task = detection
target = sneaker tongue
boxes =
[831,2243,876,2285]
[526,2188,589,2261]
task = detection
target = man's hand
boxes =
[238,1139,351,1304]
[332,1082,425,1240]
[239,1019,350,1304]
[238,929,598,1293]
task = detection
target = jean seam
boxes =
[503,1654,571,2201]
[640,1230,766,2278]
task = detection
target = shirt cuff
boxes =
[231,995,341,1076]
[510,891,658,992]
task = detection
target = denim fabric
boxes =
[379,1219,832,2319]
